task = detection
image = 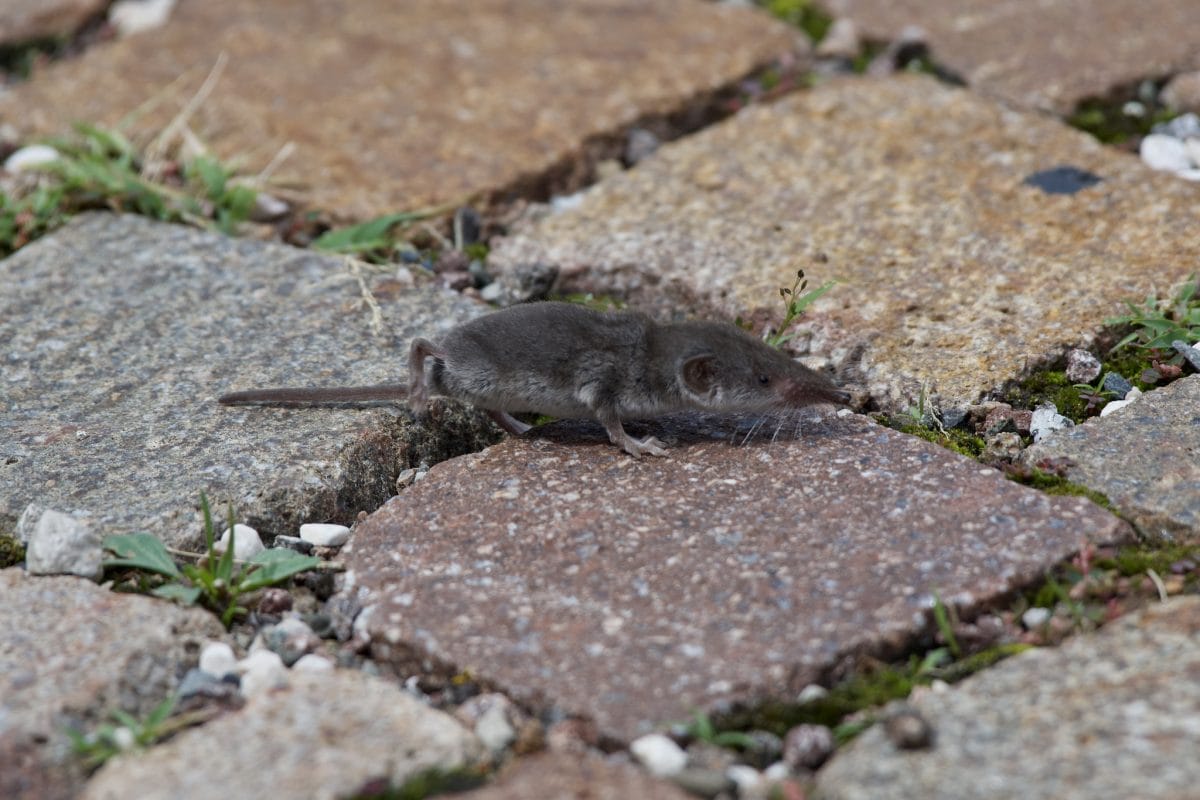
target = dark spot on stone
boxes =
[1022,165,1103,195]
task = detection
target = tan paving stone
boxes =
[820,0,1200,113]
[0,0,106,48]
[816,596,1200,800]
[489,75,1200,412]
[0,0,798,220]
[344,412,1129,742]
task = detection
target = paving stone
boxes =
[0,0,106,48]
[1020,375,1200,542]
[457,751,693,800]
[0,568,225,797]
[0,213,494,547]
[816,596,1200,800]
[819,0,1200,113]
[344,412,1129,741]
[81,669,484,800]
[488,76,1200,412]
[0,0,798,221]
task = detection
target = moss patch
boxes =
[1002,466,1115,511]
[0,533,25,568]
[881,418,986,459]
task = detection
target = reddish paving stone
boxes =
[457,752,693,800]
[345,412,1129,741]
[0,0,798,220]
[820,0,1200,112]
[0,0,105,47]
[488,76,1200,412]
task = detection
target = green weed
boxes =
[746,268,837,349]
[1108,273,1200,354]
[313,206,454,261]
[760,0,833,42]
[102,492,320,627]
[68,697,176,771]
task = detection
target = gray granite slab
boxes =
[81,669,484,800]
[816,596,1200,800]
[0,213,494,547]
[0,0,798,220]
[343,412,1129,742]
[0,568,225,798]
[1021,375,1200,542]
[488,76,1200,413]
[820,0,1200,113]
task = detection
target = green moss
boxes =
[1095,542,1200,578]
[347,767,487,800]
[885,419,985,459]
[1004,370,1089,422]
[760,0,833,42]
[1069,98,1176,144]
[0,534,25,568]
[1004,468,1114,511]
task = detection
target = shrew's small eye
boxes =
[758,374,770,386]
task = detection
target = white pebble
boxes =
[1022,607,1052,628]
[726,764,765,794]
[796,684,829,704]
[475,703,517,754]
[250,191,290,221]
[198,641,238,678]
[1030,404,1073,443]
[108,0,177,36]
[1185,138,1200,166]
[763,762,791,781]
[292,654,335,673]
[1140,134,1193,173]
[237,649,289,699]
[26,509,101,579]
[111,726,136,751]
[215,523,265,559]
[1099,387,1142,417]
[630,733,688,778]
[299,523,350,547]
[3,144,61,173]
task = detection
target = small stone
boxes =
[299,523,351,547]
[109,0,177,36]
[686,741,738,773]
[1030,403,1073,443]
[1102,372,1135,398]
[982,403,1015,434]
[237,649,290,699]
[1065,349,1102,383]
[763,761,791,782]
[816,17,861,60]
[726,764,765,795]
[1011,409,1033,436]
[216,523,265,559]
[670,767,735,798]
[631,733,688,778]
[250,191,290,222]
[1099,387,1142,417]
[1162,71,1200,114]
[1173,341,1200,372]
[453,207,482,247]
[1170,559,1197,575]
[257,587,293,614]
[255,616,320,666]
[624,128,661,166]
[3,144,61,173]
[199,641,238,678]
[797,684,828,704]
[25,509,101,579]
[1141,134,1194,173]
[475,702,517,754]
[175,667,242,708]
[111,726,136,751]
[783,723,835,770]
[1153,112,1200,140]
[1022,606,1052,629]
[740,729,784,769]
[292,654,335,672]
[883,706,934,750]
[272,535,313,555]
[982,432,1022,464]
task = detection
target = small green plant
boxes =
[1108,273,1200,355]
[313,206,452,260]
[683,710,760,750]
[763,268,837,349]
[1,123,260,254]
[0,532,26,568]
[1068,98,1176,145]
[102,492,320,627]
[930,592,961,659]
[67,696,177,770]
[760,0,833,42]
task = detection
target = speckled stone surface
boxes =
[0,0,105,47]
[1020,375,1200,542]
[0,213,494,547]
[81,669,484,800]
[489,76,1200,411]
[0,569,224,797]
[0,0,797,221]
[458,752,693,800]
[820,0,1200,113]
[816,596,1200,800]
[344,412,1129,742]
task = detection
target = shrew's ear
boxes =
[681,354,718,395]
